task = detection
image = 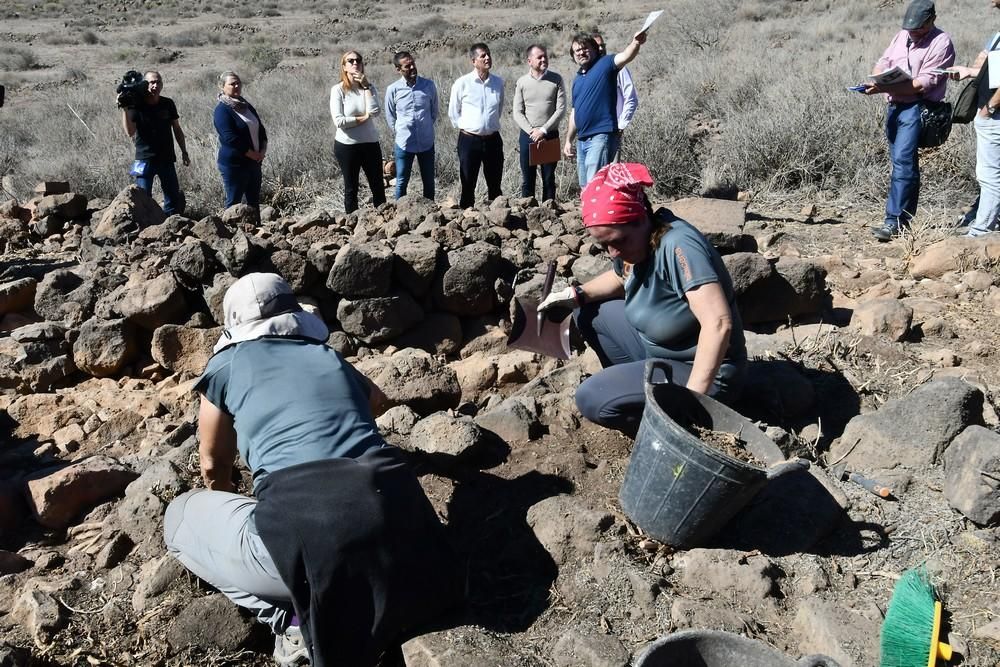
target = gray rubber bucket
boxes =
[618,360,807,548]
[634,630,841,667]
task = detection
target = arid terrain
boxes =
[2,2,1000,667]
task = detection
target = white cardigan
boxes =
[330,82,381,145]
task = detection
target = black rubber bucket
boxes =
[634,630,841,667]
[618,360,807,548]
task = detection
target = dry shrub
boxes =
[0,45,38,71]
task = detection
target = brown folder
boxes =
[528,138,561,166]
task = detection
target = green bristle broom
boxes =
[880,567,953,667]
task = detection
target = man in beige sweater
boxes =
[512,45,566,202]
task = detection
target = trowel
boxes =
[507,261,574,360]
[828,461,894,499]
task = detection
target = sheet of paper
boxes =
[639,10,663,34]
[870,66,911,86]
[990,51,1000,89]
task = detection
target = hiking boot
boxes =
[273,625,309,666]
[871,221,902,242]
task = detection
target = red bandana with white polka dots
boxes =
[580,163,654,227]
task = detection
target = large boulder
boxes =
[829,378,984,469]
[151,324,221,375]
[407,412,489,457]
[944,426,1000,526]
[165,594,255,653]
[266,249,317,293]
[393,234,441,297]
[327,242,394,298]
[34,192,87,221]
[25,456,138,529]
[668,197,754,254]
[92,185,166,241]
[170,240,217,285]
[117,272,187,330]
[434,242,502,316]
[73,317,137,377]
[33,270,97,325]
[0,278,37,315]
[337,291,423,344]
[910,236,1000,279]
[725,254,827,324]
[851,299,913,341]
[355,348,462,415]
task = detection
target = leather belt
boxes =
[460,129,498,138]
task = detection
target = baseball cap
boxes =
[902,0,935,30]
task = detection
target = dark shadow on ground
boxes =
[409,448,574,633]
[713,468,889,557]
[734,361,862,452]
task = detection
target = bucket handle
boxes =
[645,359,674,385]
[766,457,811,480]
[796,656,841,667]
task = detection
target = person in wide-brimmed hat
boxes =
[539,163,748,432]
[163,273,462,667]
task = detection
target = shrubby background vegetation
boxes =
[0,0,991,219]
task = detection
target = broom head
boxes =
[880,568,952,667]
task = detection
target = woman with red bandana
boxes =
[538,163,747,432]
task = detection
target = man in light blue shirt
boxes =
[448,42,505,209]
[384,51,439,200]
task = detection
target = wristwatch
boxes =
[990,105,998,115]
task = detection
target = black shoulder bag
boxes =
[953,33,1000,124]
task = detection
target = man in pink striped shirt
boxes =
[863,0,955,241]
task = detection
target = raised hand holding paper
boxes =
[639,9,663,34]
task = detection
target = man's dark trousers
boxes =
[519,130,558,202]
[457,131,502,209]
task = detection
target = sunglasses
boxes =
[346,57,362,64]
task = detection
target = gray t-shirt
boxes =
[613,212,747,383]
[195,337,384,491]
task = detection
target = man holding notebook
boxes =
[512,45,566,202]
[863,0,955,241]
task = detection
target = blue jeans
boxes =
[135,159,183,215]
[519,130,558,202]
[218,161,262,208]
[576,132,620,188]
[394,144,435,200]
[884,102,922,229]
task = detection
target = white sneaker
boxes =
[273,625,309,666]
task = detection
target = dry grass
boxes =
[0,0,990,218]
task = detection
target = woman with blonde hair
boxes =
[330,50,386,213]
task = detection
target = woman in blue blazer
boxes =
[214,71,267,209]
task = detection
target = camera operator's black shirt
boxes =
[127,96,178,162]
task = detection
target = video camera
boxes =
[115,70,147,108]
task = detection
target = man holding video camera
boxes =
[119,71,189,215]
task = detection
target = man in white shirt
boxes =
[448,43,505,209]
[593,32,638,159]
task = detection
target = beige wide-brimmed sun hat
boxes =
[214,272,328,353]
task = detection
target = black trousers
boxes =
[457,131,503,209]
[334,140,386,213]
